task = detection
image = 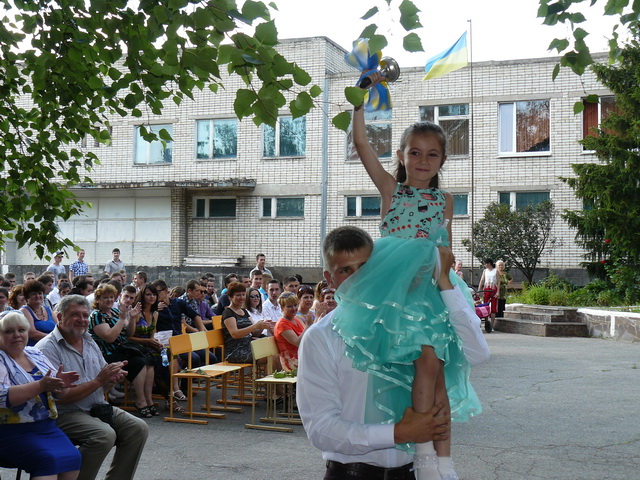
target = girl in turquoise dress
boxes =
[332,78,481,480]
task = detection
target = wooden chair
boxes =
[244,336,301,433]
[163,331,240,425]
[207,329,254,406]
[212,315,223,330]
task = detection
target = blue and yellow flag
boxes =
[423,32,468,80]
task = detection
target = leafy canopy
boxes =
[538,0,640,88]
[1,0,424,259]
[0,0,321,259]
[461,201,558,284]
[561,28,640,302]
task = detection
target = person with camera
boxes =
[36,294,148,480]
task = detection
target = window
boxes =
[262,197,304,218]
[419,104,469,156]
[499,191,550,210]
[196,119,237,159]
[452,194,468,215]
[263,116,306,157]
[583,96,618,141]
[346,196,381,217]
[194,197,237,218]
[134,124,173,164]
[498,100,550,154]
[347,109,392,160]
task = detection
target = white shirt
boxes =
[483,268,498,287]
[261,299,282,322]
[297,310,411,468]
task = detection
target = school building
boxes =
[3,36,611,284]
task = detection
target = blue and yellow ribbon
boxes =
[345,38,392,112]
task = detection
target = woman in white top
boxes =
[478,258,499,332]
[244,287,273,336]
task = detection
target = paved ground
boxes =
[3,332,639,479]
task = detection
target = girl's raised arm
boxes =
[352,99,396,201]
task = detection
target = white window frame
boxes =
[452,193,469,216]
[499,191,550,211]
[345,195,381,218]
[419,104,469,157]
[195,118,238,160]
[498,100,550,157]
[261,197,305,218]
[582,95,616,150]
[134,124,173,165]
[262,116,307,158]
[193,197,237,218]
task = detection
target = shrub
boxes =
[524,286,551,305]
[548,289,569,306]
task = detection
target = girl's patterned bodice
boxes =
[380,183,447,240]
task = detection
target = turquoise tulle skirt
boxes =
[332,235,482,451]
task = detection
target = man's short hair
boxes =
[107,279,123,295]
[0,286,9,298]
[134,271,148,282]
[283,276,299,286]
[267,279,281,287]
[151,280,168,292]
[56,294,90,317]
[186,279,199,291]
[223,273,238,287]
[4,273,16,281]
[323,226,374,268]
[122,285,137,296]
[250,270,263,279]
[23,271,36,281]
[36,274,54,286]
[256,253,265,261]
[112,248,120,253]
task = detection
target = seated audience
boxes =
[4,272,16,288]
[221,282,269,363]
[274,292,306,371]
[8,285,26,311]
[283,276,301,293]
[36,295,148,480]
[262,279,283,322]
[0,287,9,312]
[296,285,316,327]
[213,273,238,315]
[69,278,93,297]
[0,310,82,480]
[88,285,155,418]
[312,279,328,312]
[127,284,163,416]
[151,280,208,404]
[20,280,56,346]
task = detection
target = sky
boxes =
[270,0,622,68]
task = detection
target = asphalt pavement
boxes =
[3,332,638,479]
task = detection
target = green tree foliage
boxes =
[461,201,557,284]
[0,0,422,258]
[561,30,640,302]
[0,0,321,258]
[538,0,640,83]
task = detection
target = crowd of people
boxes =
[0,249,342,479]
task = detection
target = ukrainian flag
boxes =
[423,32,468,80]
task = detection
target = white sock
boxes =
[438,456,459,480]
[413,442,440,480]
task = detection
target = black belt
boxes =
[325,460,414,480]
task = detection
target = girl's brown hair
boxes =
[395,122,448,188]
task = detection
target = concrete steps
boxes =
[496,304,589,337]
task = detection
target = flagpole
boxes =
[468,18,475,286]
